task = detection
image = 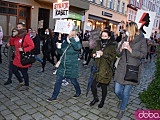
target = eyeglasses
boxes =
[12,31,17,32]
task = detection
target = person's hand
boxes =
[19,47,23,51]
[7,43,10,47]
[93,53,96,58]
[121,42,132,53]
[98,50,103,56]
[66,37,71,44]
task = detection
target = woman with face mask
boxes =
[89,30,117,108]
[114,22,147,119]
[38,28,56,72]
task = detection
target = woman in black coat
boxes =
[39,28,56,72]
[31,30,43,63]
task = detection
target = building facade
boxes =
[0,0,89,41]
[85,0,128,34]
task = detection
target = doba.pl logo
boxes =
[135,110,160,120]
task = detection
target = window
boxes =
[128,10,133,20]
[136,1,139,8]
[100,0,104,6]
[0,1,17,15]
[117,0,120,12]
[156,20,158,28]
[131,0,135,5]
[122,2,125,14]
[108,0,114,9]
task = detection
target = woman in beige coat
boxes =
[114,22,147,119]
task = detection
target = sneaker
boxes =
[16,82,24,89]
[53,70,57,75]
[62,81,69,86]
[78,58,80,61]
[4,80,12,85]
[83,61,87,64]
[19,86,29,91]
[46,97,57,102]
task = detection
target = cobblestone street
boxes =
[0,54,155,120]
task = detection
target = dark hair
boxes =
[100,30,111,38]
[45,28,53,38]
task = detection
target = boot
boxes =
[4,80,12,85]
[90,97,99,106]
[98,100,104,108]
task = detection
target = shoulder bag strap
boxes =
[21,35,26,48]
[59,44,71,62]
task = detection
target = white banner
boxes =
[54,20,75,34]
[135,9,156,38]
[53,1,69,19]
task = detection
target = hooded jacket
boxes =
[113,31,147,85]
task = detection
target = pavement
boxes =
[0,52,156,120]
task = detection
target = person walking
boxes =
[39,28,56,72]
[89,30,117,108]
[10,27,35,91]
[114,21,147,119]
[47,30,81,101]
[0,26,3,63]
[31,30,43,63]
[4,28,18,85]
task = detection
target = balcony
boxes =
[34,0,89,10]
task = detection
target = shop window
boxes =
[0,2,17,15]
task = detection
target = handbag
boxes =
[20,35,36,66]
[55,44,71,68]
[124,50,139,83]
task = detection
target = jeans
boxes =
[12,65,29,86]
[114,82,133,110]
[51,75,81,99]
[35,55,43,63]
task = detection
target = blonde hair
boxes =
[126,21,139,42]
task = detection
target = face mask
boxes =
[126,31,129,36]
[45,32,49,35]
[101,38,108,43]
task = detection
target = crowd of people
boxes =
[0,20,159,119]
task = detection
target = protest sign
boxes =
[53,1,69,19]
[54,20,75,34]
[135,9,156,38]
[88,28,100,49]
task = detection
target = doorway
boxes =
[38,8,50,40]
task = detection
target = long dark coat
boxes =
[56,37,82,78]
[93,39,117,84]
[113,31,147,85]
